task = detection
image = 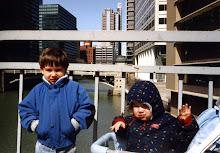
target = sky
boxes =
[43,0,126,55]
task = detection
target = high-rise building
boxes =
[39,4,78,63]
[95,45,115,64]
[126,0,135,65]
[166,0,220,115]
[96,3,122,64]
[131,0,167,81]
[0,0,43,62]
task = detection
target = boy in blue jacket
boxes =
[110,81,199,153]
[18,47,95,153]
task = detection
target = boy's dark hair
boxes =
[39,47,69,68]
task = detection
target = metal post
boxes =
[178,74,184,115]
[121,72,126,115]
[0,70,4,92]
[68,71,74,81]
[208,76,213,108]
[93,71,99,142]
[153,72,156,83]
[17,70,24,153]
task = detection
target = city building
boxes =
[0,0,43,62]
[80,42,96,64]
[131,0,167,81]
[96,3,122,64]
[95,45,115,64]
[126,0,135,64]
[39,4,78,63]
[166,0,220,115]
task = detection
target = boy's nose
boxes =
[51,71,57,76]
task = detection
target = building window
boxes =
[159,5,167,11]
[159,18,166,24]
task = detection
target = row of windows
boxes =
[40,4,58,8]
[136,7,155,30]
[136,0,154,16]
[135,1,154,24]
[143,19,155,30]
[40,8,58,11]
[159,18,166,24]
[40,11,58,14]
[159,5,167,11]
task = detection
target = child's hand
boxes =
[178,103,191,121]
[110,121,126,133]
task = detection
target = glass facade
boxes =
[39,4,77,63]
[0,0,43,62]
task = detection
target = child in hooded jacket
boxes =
[18,47,95,153]
[110,81,199,153]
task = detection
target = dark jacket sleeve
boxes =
[112,115,129,138]
[72,84,95,130]
[18,88,38,132]
[170,115,199,153]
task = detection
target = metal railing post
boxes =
[0,70,4,92]
[68,71,74,81]
[93,71,99,142]
[121,72,126,115]
[178,74,184,115]
[208,76,214,108]
[17,70,24,153]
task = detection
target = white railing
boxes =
[1,62,220,153]
[0,30,219,153]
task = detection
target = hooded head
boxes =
[127,81,165,120]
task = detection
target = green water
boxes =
[0,80,122,153]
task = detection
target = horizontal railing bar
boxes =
[0,30,219,42]
[0,62,220,75]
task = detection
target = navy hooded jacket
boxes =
[18,76,95,149]
[113,81,199,153]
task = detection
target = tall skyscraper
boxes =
[96,3,122,64]
[39,4,78,63]
[130,0,167,81]
[126,0,135,64]
[0,0,43,62]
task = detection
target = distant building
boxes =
[97,3,122,64]
[126,0,135,64]
[0,0,43,62]
[80,42,95,64]
[131,0,167,82]
[96,45,114,64]
[167,0,220,115]
[39,4,78,63]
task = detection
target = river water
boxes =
[0,79,123,153]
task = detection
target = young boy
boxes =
[110,81,199,153]
[18,47,95,153]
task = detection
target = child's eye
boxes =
[46,69,52,72]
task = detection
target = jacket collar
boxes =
[42,75,68,88]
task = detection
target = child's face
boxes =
[40,65,67,84]
[133,101,152,121]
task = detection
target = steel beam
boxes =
[0,30,219,42]
[1,62,220,75]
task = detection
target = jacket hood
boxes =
[127,81,165,120]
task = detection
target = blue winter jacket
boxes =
[18,77,95,149]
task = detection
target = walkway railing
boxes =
[0,30,219,153]
[0,62,220,153]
